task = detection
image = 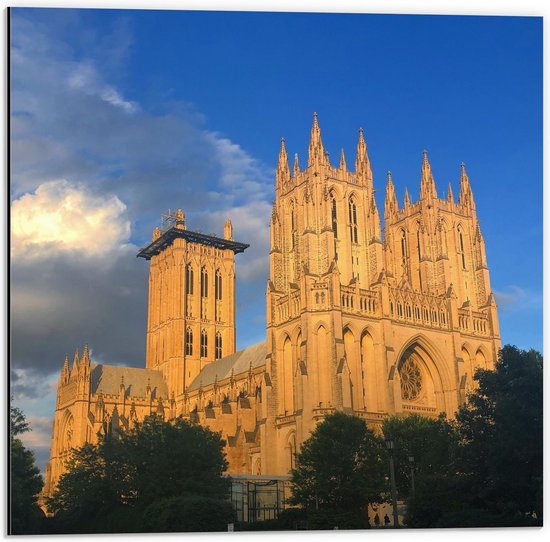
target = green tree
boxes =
[9,406,44,535]
[402,345,543,528]
[46,415,230,533]
[122,415,230,506]
[454,345,543,524]
[382,414,455,500]
[289,412,386,527]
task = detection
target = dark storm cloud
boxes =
[11,246,149,377]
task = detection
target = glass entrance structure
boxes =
[228,474,292,522]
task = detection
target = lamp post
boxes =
[385,437,399,528]
[408,455,416,501]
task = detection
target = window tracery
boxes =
[400,357,422,401]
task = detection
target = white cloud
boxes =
[205,131,273,202]
[67,62,137,114]
[11,179,132,258]
[493,285,542,312]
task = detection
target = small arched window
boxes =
[201,267,208,297]
[201,330,208,358]
[401,230,407,259]
[185,328,193,356]
[348,198,358,243]
[215,270,222,300]
[331,196,338,238]
[458,227,466,269]
[185,264,194,295]
[215,332,222,360]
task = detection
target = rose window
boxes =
[400,357,422,401]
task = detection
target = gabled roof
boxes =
[187,342,266,392]
[90,364,169,400]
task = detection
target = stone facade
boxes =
[43,114,500,496]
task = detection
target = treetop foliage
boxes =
[10,404,44,535]
[46,414,231,533]
[289,411,386,514]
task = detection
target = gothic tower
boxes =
[137,210,249,400]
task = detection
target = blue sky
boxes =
[10,8,542,470]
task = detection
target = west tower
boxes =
[137,210,249,400]
[264,114,500,475]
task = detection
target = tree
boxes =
[454,345,543,524]
[9,406,44,535]
[382,414,455,500]
[289,412,386,527]
[402,345,543,528]
[46,415,231,533]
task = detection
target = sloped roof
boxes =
[187,342,266,392]
[90,364,169,400]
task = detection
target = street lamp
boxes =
[384,437,399,528]
[408,455,416,501]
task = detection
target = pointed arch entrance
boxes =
[396,339,449,415]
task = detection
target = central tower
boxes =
[138,210,249,401]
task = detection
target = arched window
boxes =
[331,196,338,238]
[185,328,193,356]
[290,203,296,250]
[458,226,466,269]
[215,270,222,300]
[201,330,208,358]
[348,198,358,243]
[185,264,194,295]
[401,230,407,259]
[201,267,208,297]
[215,332,222,360]
[416,229,423,289]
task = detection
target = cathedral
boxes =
[43,114,501,505]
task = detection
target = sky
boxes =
[9,7,542,473]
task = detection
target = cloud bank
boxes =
[10,7,273,436]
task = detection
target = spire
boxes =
[224,218,233,240]
[307,112,326,167]
[70,349,80,378]
[61,354,70,383]
[370,192,381,238]
[293,153,300,177]
[420,149,437,200]
[384,171,399,220]
[81,343,90,364]
[79,342,90,378]
[339,148,347,171]
[276,137,291,190]
[459,162,475,210]
[354,127,373,186]
[403,187,411,210]
[447,182,454,204]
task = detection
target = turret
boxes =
[307,112,326,167]
[384,171,399,221]
[447,182,454,204]
[276,138,291,191]
[80,343,90,378]
[403,187,411,211]
[459,162,475,212]
[293,153,300,177]
[61,355,70,384]
[70,349,79,380]
[224,218,233,240]
[339,148,347,171]
[420,150,437,201]
[354,128,373,188]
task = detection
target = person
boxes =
[374,514,380,527]
[384,514,390,526]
